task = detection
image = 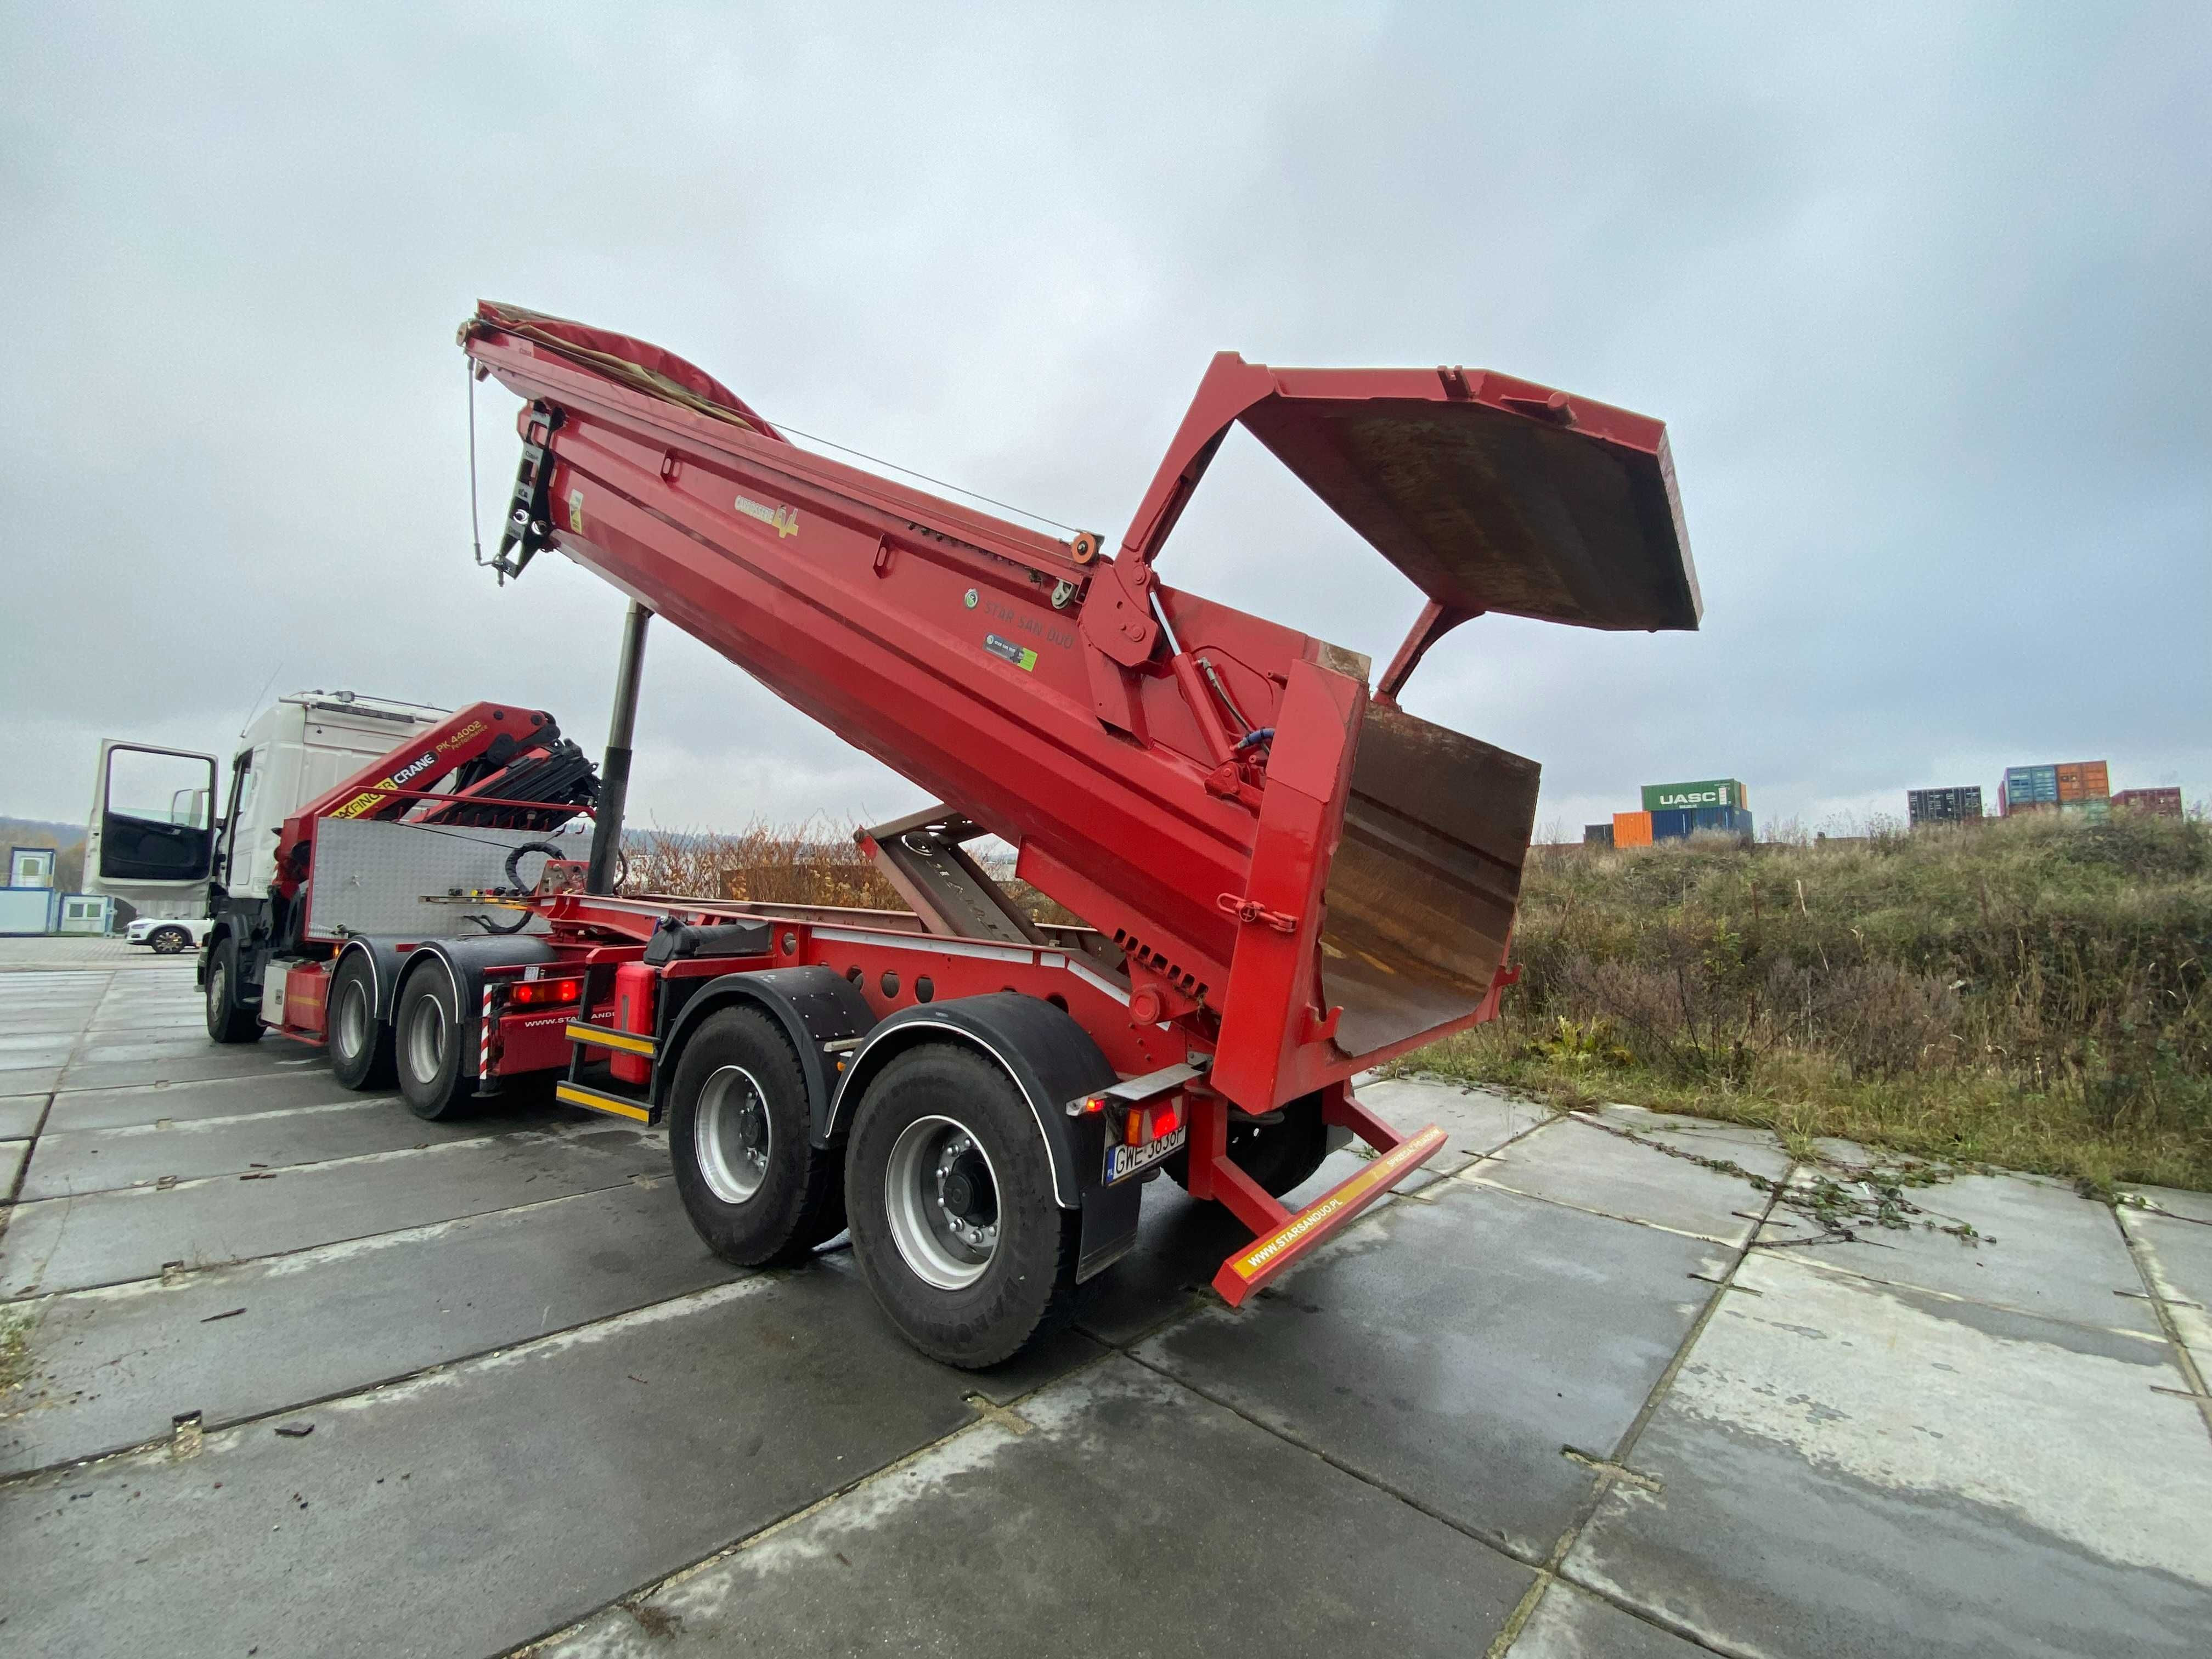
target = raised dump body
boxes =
[459,305,1697,1120]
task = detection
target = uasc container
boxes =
[1642,778,1747,812]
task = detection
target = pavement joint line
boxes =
[1750,1235,2177,1347]
[500,1340,1137,1658]
[1,1167,663,1306]
[38,1093,405,1142]
[0,1268,780,1492]
[2111,1205,2212,1443]
[0,971,111,1253]
[1481,1157,1795,1659]
[1453,1172,1752,1248]
[1,1114,655,1224]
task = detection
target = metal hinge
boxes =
[1216,894,1298,933]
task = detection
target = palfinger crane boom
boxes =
[435,302,1697,1361]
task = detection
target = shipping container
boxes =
[2002,765,2059,815]
[1642,778,1747,812]
[2055,760,2110,803]
[2112,787,2183,819]
[1908,785,1984,826]
[2058,798,2111,823]
[1650,808,1694,842]
[1583,823,1616,847]
[1612,810,1654,849]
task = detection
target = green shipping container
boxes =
[1641,778,1748,812]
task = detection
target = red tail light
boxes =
[509,977,583,1007]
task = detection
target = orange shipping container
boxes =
[2056,760,2111,803]
[1613,810,1654,849]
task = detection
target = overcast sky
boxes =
[4,4,2206,844]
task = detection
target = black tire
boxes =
[327,954,395,1091]
[394,963,473,1121]
[148,926,191,956]
[204,937,262,1045]
[1166,1090,1330,1198]
[667,1008,844,1267]
[846,1043,1079,1369]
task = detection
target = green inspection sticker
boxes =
[983,633,1038,672]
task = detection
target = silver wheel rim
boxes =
[405,990,447,1082]
[208,961,227,1016]
[884,1115,1000,1290]
[336,979,370,1061]
[155,930,182,953]
[695,1065,771,1204]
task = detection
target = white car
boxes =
[127,916,213,955]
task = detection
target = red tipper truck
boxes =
[177,303,1703,1367]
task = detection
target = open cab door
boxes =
[84,741,219,919]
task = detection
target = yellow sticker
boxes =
[566,488,585,533]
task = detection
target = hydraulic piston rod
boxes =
[586,600,652,895]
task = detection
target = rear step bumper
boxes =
[1212,1123,1447,1306]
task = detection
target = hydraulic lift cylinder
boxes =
[586,600,652,895]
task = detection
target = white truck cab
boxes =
[86,691,449,916]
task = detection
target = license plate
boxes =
[1105,1125,1186,1186]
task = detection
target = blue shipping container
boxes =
[1651,808,1694,841]
[2004,765,2059,804]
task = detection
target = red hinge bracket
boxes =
[1216,894,1298,933]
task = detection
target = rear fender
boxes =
[653,965,876,1144]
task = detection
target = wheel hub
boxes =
[696,1066,772,1205]
[885,1117,1001,1288]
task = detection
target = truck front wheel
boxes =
[394,965,472,1120]
[846,1043,1079,1368]
[328,955,396,1091]
[204,938,262,1045]
[667,1008,843,1267]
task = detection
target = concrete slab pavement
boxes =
[3,973,2207,1659]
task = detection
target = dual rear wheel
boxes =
[667,1018,1077,1368]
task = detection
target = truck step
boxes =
[565,1020,656,1059]
[554,1080,652,1124]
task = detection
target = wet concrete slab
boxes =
[1565,1251,2212,1658]
[0,1034,79,1069]
[534,1355,1533,1659]
[0,1272,986,1659]
[44,1066,391,1132]
[58,1043,314,1092]
[2124,1183,2212,1226]
[1469,1114,1779,1245]
[0,1121,669,1298]
[0,1180,747,1475]
[0,1066,63,1094]
[1756,1167,2159,1335]
[2118,1206,2212,1364]
[18,1094,576,1200]
[1509,1579,1709,1657]
[0,1094,44,1139]
[2,1136,26,1194]
[1584,1102,1795,1171]
[1136,1182,1728,1561]
[1359,1075,1555,1171]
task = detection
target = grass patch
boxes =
[1392,811,2211,1194]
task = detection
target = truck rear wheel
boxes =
[328,955,395,1091]
[846,1043,1079,1368]
[667,1008,844,1267]
[394,964,472,1120]
[204,938,262,1045]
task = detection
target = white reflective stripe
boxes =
[811,926,1038,964]
[479,986,495,1074]
[1064,957,1133,1007]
